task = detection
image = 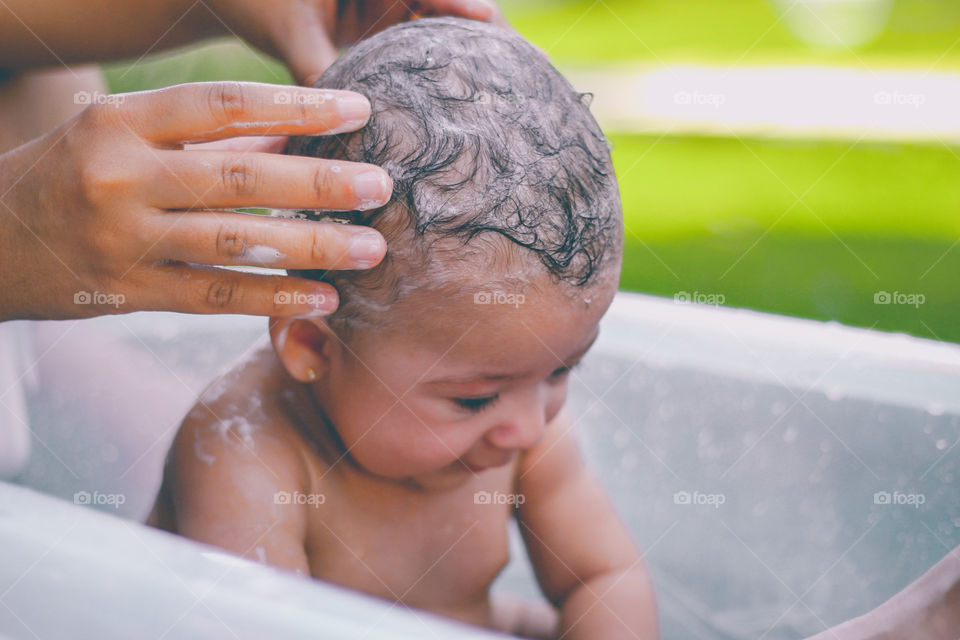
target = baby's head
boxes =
[272,17,622,489]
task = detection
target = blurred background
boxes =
[104,0,960,344]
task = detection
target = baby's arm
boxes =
[162,407,312,574]
[516,408,657,640]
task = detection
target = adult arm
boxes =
[807,546,960,640]
[0,0,504,83]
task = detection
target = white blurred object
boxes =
[0,482,506,640]
[567,63,960,142]
[772,0,894,49]
[0,322,34,480]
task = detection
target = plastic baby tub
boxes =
[2,291,959,639]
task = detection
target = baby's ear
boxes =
[268,316,339,384]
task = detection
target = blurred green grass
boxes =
[614,134,960,342]
[103,41,291,93]
[103,1,960,343]
[510,0,960,69]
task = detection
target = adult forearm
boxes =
[807,546,960,640]
[879,547,960,639]
[559,567,658,640]
[0,0,222,70]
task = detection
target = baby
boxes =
[150,17,657,640]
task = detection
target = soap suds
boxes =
[240,245,286,266]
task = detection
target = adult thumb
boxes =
[277,11,339,86]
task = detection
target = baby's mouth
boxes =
[457,452,515,473]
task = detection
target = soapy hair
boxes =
[285,17,623,333]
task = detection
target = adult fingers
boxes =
[421,0,500,21]
[146,150,392,212]
[120,82,371,145]
[146,212,386,271]
[185,135,289,154]
[134,262,341,317]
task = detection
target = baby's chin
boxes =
[406,467,476,492]
[357,456,478,492]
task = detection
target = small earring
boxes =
[305,368,317,382]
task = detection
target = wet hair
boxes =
[285,17,622,334]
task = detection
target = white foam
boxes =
[240,245,286,266]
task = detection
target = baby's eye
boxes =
[452,395,499,413]
[550,359,583,379]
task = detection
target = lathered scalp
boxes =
[285,17,623,332]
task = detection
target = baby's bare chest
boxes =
[303,470,517,610]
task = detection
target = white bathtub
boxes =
[3,291,959,639]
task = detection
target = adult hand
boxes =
[0,1,505,80]
[0,81,392,321]
[202,0,506,84]
[804,546,960,640]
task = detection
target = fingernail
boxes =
[301,288,338,317]
[349,231,385,268]
[467,0,496,18]
[336,94,371,127]
[352,171,391,210]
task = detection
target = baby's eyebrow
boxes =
[426,372,525,386]
[424,331,600,386]
[556,332,600,369]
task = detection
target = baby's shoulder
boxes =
[168,347,312,492]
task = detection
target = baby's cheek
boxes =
[391,417,471,469]
[345,404,464,476]
[545,383,569,423]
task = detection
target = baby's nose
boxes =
[485,412,547,452]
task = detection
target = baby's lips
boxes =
[460,451,515,472]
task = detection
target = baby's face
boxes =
[309,273,618,490]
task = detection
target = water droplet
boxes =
[825,387,844,402]
[613,428,631,448]
[783,426,798,444]
[102,443,119,462]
